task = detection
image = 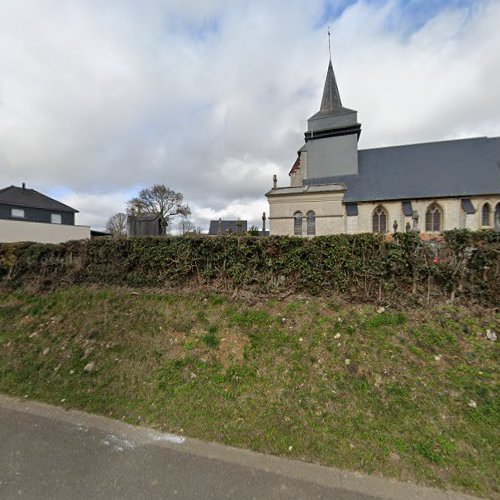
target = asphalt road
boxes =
[0,395,474,500]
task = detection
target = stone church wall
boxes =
[270,194,500,236]
[352,195,500,234]
[268,191,344,236]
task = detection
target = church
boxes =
[266,57,500,237]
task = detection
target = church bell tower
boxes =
[304,55,361,180]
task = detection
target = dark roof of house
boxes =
[136,214,162,221]
[208,220,248,235]
[303,137,500,202]
[90,230,112,238]
[0,185,78,213]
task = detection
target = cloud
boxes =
[0,0,499,230]
[194,198,267,231]
[60,191,131,230]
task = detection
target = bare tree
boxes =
[127,184,191,233]
[247,225,260,236]
[177,215,195,234]
[105,212,127,237]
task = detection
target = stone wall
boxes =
[269,193,500,236]
[268,191,345,236]
[354,196,500,234]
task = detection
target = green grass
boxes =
[0,285,498,497]
[202,325,220,348]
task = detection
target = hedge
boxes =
[0,230,498,305]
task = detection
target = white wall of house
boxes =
[0,219,91,243]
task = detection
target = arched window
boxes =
[425,203,442,232]
[481,203,491,227]
[306,211,316,236]
[294,212,303,236]
[495,203,500,229]
[372,206,387,234]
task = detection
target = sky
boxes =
[1,0,499,231]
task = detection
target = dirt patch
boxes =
[216,328,248,368]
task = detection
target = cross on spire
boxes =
[328,26,332,61]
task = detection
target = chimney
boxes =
[273,175,277,189]
[262,212,266,234]
[22,182,26,191]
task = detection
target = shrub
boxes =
[0,230,498,305]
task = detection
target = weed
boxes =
[183,340,195,352]
[365,312,407,328]
[195,310,207,323]
[228,309,272,329]
[208,295,226,306]
[285,301,302,313]
[414,326,457,348]
[416,444,441,464]
[202,325,219,348]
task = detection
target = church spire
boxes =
[319,27,342,113]
[319,60,343,113]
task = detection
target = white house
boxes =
[0,184,90,243]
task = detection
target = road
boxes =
[0,395,474,500]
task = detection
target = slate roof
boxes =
[308,60,356,122]
[303,137,500,202]
[320,60,343,112]
[0,185,78,213]
[208,220,248,235]
[136,213,161,221]
[90,230,112,238]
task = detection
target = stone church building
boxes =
[266,58,500,237]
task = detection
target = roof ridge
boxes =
[23,187,79,213]
[31,188,78,212]
[359,136,490,153]
[0,185,78,213]
[210,219,247,222]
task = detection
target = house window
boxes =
[306,211,316,236]
[425,203,442,232]
[481,203,491,227]
[294,212,303,236]
[372,205,387,233]
[495,203,500,229]
[51,213,62,224]
[11,208,25,218]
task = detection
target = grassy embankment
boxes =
[0,285,498,497]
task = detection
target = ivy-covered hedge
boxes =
[0,230,498,305]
